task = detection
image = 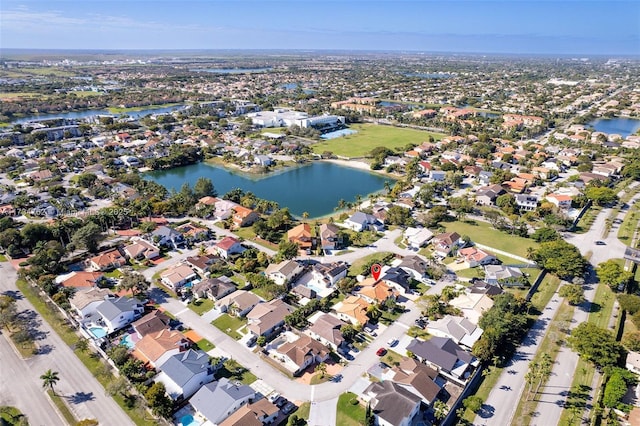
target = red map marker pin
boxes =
[371,263,382,281]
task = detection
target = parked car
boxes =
[595,240,606,245]
[275,396,287,408]
[376,347,387,356]
[387,339,398,347]
[268,392,280,403]
[282,402,297,415]
[332,374,343,382]
[246,336,257,347]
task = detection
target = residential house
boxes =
[160,263,197,291]
[475,184,506,206]
[185,254,219,276]
[429,170,446,182]
[406,337,477,384]
[426,315,484,349]
[246,299,294,337]
[156,349,214,401]
[151,226,184,249]
[344,211,384,232]
[192,276,237,301]
[356,278,397,304]
[307,313,347,352]
[334,295,370,326]
[448,293,494,324]
[265,259,304,286]
[69,287,113,319]
[123,238,160,260]
[361,381,422,426]
[190,378,255,426]
[478,170,493,185]
[380,266,414,294]
[467,279,503,297]
[457,247,497,268]
[212,199,239,221]
[626,351,640,375]
[484,265,527,287]
[232,206,260,228]
[396,255,431,283]
[545,193,572,210]
[311,262,348,287]
[176,223,210,242]
[85,297,145,335]
[211,236,245,259]
[133,329,190,367]
[58,271,104,288]
[287,223,313,252]
[215,290,261,317]
[403,227,434,249]
[389,357,442,406]
[275,334,330,376]
[132,310,172,338]
[253,155,273,167]
[432,232,462,257]
[318,223,342,251]
[219,398,279,426]
[515,194,539,211]
[89,249,127,271]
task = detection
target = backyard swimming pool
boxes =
[179,414,201,426]
[89,327,108,339]
[121,334,135,349]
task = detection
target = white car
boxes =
[268,392,280,403]
[387,339,398,347]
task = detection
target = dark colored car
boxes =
[595,240,606,245]
[332,374,343,382]
[376,347,387,356]
[282,402,298,415]
[275,396,287,408]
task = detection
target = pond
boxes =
[11,104,186,124]
[144,161,391,218]
[190,68,272,74]
[588,117,640,137]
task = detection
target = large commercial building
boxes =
[248,108,345,131]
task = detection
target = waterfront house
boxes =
[344,211,384,232]
[319,223,342,251]
[232,205,260,228]
[287,223,313,252]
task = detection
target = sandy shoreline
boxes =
[321,158,400,179]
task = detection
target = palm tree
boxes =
[302,212,309,223]
[40,369,60,395]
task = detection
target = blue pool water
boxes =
[89,327,108,339]
[306,283,326,295]
[121,334,135,349]
[320,129,358,139]
[180,414,201,426]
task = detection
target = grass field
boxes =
[0,92,44,100]
[195,338,215,352]
[348,251,394,277]
[529,274,560,313]
[217,359,258,385]
[618,202,639,243]
[212,314,247,340]
[296,401,311,421]
[336,392,366,426]
[311,123,445,158]
[17,67,77,77]
[443,220,539,258]
[107,103,182,113]
[574,206,601,234]
[188,298,215,315]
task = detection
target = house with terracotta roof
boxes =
[160,263,197,291]
[123,238,160,260]
[275,334,330,376]
[211,236,245,259]
[232,205,260,228]
[185,254,219,275]
[334,295,370,326]
[246,299,294,337]
[175,222,210,242]
[457,247,497,268]
[287,223,313,252]
[89,249,127,271]
[57,271,104,288]
[545,193,572,210]
[356,278,397,304]
[133,329,190,367]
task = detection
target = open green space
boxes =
[217,359,257,385]
[0,406,28,426]
[529,274,559,313]
[212,314,247,340]
[18,67,77,77]
[513,300,574,426]
[107,102,182,113]
[296,402,311,421]
[587,283,615,329]
[443,220,538,258]
[348,251,394,277]
[574,205,601,234]
[188,298,215,315]
[617,202,639,243]
[47,389,77,425]
[15,279,157,426]
[407,325,432,340]
[195,338,215,352]
[0,92,44,100]
[336,392,367,426]
[311,123,445,158]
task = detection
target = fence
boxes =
[441,365,484,426]
[525,269,548,301]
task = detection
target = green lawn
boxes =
[217,359,258,385]
[107,102,182,113]
[310,373,331,385]
[587,282,615,329]
[348,251,394,277]
[574,205,602,234]
[462,366,504,422]
[529,274,560,313]
[0,254,7,262]
[104,269,123,279]
[443,220,538,258]
[195,338,215,352]
[336,392,366,426]
[188,298,215,315]
[296,402,311,421]
[212,314,247,340]
[407,326,432,340]
[617,202,639,243]
[311,123,445,158]
[0,406,28,425]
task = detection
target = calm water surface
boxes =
[145,162,391,218]
[588,117,640,137]
[11,104,185,124]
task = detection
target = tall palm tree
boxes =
[302,212,309,223]
[40,369,60,395]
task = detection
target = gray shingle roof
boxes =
[157,349,211,387]
[190,378,255,424]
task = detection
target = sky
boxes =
[1,0,639,55]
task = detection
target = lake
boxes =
[144,161,392,218]
[11,104,186,124]
[588,117,640,137]
[190,68,272,74]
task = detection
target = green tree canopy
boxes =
[558,284,585,306]
[193,177,217,199]
[71,221,104,253]
[597,260,633,291]
[529,240,586,280]
[567,322,624,368]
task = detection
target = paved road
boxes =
[308,397,338,426]
[0,262,135,426]
[473,294,564,426]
